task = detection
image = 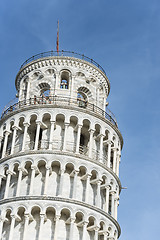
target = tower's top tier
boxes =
[15,51,110,109]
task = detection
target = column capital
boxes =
[35,120,42,125]
[0,136,3,141]
[94,226,100,231]
[83,221,89,226]
[54,215,60,221]
[89,128,95,133]
[6,170,14,175]
[70,217,76,223]
[4,130,11,136]
[31,165,37,171]
[23,122,30,127]
[111,147,118,152]
[105,185,111,190]
[12,125,20,131]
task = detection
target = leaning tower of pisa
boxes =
[0,50,123,240]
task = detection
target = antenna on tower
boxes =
[56,20,59,55]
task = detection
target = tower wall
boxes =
[0,52,123,240]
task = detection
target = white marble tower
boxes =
[0,50,123,240]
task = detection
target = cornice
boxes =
[0,196,121,237]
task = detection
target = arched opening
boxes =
[60,71,70,89]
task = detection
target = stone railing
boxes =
[1,96,117,127]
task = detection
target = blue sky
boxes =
[0,0,160,239]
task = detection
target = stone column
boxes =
[4,170,12,199]
[103,232,108,240]
[22,122,29,151]
[49,121,55,150]
[0,136,3,152]
[96,180,102,208]
[2,131,10,158]
[16,167,24,197]
[23,214,29,240]
[99,134,104,163]
[105,185,110,213]
[107,141,112,168]
[0,217,4,239]
[94,227,99,240]
[75,125,82,154]
[63,123,69,151]
[114,198,119,221]
[43,166,50,195]
[26,80,31,100]
[85,174,91,203]
[110,192,115,218]
[116,154,121,177]
[29,166,36,195]
[82,221,88,240]
[54,215,60,240]
[8,215,16,240]
[70,75,75,99]
[0,174,5,189]
[88,129,94,158]
[11,126,18,155]
[112,148,117,173]
[72,170,79,199]
[38,214,45,240]
[55,72,59,93]
[69,217,76,240]
[59,169,65,196]
[34,121,41,150]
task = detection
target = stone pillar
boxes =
[0,174,5,189]
[0,217,4,239]
[59,169,65,196]
[112,148,117,173]
[38,214,45,240]
[94,227,99,240]
[75,125,82,154]
[49,121,55,150]
[43,166,50,195]
[88,129,94,158]
[96,180,102,208]
[4,170,12,199]
[72,170,79,199]
[0,136,3,152]
[2,131,10,158]
[55,72,59,93]
[26,80,31,100]
[22,122,29,151]
[11,126,18,155]
[69,217,76,240]
[99,134,104,163]
[114,198,119,221]
[105,185,110,213]
[23,214,29,240]
[103,232,108,240]
[116,154,121,177]
[8,215,16,240]
[70,75,75,99]
[82,221,88,240]
[34,121,41,150]
[29,166,36,195]
[85,174,91,203]
[107,141,112,168]
[54,215,60,240]
[16,167,23,197]
[63,123,69,151]
[110,192,115,218]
